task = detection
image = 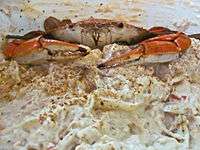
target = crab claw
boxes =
[3,35,89,63]
[98,31,191,69]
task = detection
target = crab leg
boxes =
[98,32,191,68]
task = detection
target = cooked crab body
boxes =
[44,17,149,48]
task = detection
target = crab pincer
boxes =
[3,31,89,64]
[97,27,191,69]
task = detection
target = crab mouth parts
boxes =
[80,28,112,47]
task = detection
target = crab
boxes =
[3,17,191,67]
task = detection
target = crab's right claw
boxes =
[40,38,89,61]
[3,36,89,62]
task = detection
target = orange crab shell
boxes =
[3,36,88,58]
[3,36,42,58]
[141,32,191,55]
[98,31,191,68]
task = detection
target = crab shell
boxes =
[44,17,153,48]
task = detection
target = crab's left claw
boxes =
[98,31,191,69]
[97,45,144,68]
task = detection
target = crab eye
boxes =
[117,22,124,28]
